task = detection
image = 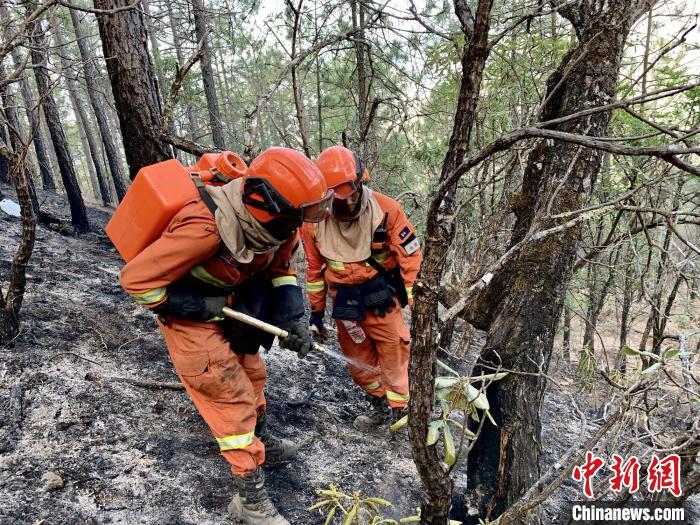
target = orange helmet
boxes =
[316,145,369,199]
[243,147,332,224]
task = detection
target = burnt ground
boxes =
[0,187,698,524]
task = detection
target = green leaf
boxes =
[436,376,460,388]
[621,346,641,356]
[470,372,508,382]
[390,415,408,432]
[365,497,392,507]
[324,506,336,525]
[427,420,444,446]
[436,387,451,401]
[343,505,358,525]
[640,351,661,361]
[437,359,460,377]
[400,517,421,523]
[485,409,497,427]
[664,348,680,360]
[464,384,489,410]
[641,362,662,375]
[308,500,332,510]
[443,424,457,466]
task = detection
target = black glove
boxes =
[309,310,325,334]
[153,287,228,322]
[203,296,227,320]
[371,298,395,317]
[278,318,313,357]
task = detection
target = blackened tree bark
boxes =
[0,148,36,345]
[93,0,171,180]
[0,124,9,183]
[68,8,128,200]
[408,1,494,524]
[29,17,90,233]
[191,0,226,149]
[53,15,112,206]
[461,1,649,520]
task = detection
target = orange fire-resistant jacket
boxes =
[120,198,300,310]
[301,191,422,313]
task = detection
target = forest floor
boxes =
[0,186,698,525]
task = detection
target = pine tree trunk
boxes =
[9,47,55,191]
[93,0,171,180]
[408,2,494,523]
[463,2,644,520]
[53,15,112,206]
[68,8,129,197]
[191,0,225,149]
[29,17,90,233]
[166,1,198,144]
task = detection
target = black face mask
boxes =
[261,216,301,240]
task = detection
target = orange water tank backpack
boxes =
[105,152,247,262]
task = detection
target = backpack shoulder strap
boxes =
[191,175,218,216]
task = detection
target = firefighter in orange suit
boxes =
[300,145,422,430]
[120,148,333,525]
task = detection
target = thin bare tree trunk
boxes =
[68,8,129,198]
[29,16,89,232]
[288,0,312,156]
[166,0,198,144]
[191,0,225,149]
[408,1,494,523]
[52,14,112,206]
[562,304,572,362]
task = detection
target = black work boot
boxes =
[228,467,289,525]
[256,412,298,465]
[353,393,390,432]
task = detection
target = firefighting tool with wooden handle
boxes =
[222,307,325,353]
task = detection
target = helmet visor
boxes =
[332,180,360,200]
[300,190,334,223]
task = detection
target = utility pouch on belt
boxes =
[223,274,275,354]
[365,256,409,308]
[332,286,366,321]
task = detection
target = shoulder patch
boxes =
[401,233,420,255]
[399,226,410,239]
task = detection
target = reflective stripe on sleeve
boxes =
[215,431,255,451]
[327,260,345,271]
[190,265,229,288]
[386,390,409,402]
[307,280,325,292]
[271,275,298,287]
[130,287,166,305]
[362,381,381,392]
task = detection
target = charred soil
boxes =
[0,187,697,524]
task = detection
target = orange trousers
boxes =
[335,304,411,408]
[158,317,266,476]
